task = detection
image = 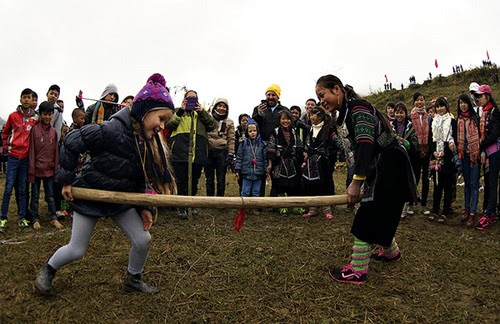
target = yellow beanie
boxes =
[265,84,281,98]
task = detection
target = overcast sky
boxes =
[1,0,498,123]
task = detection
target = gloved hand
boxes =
[76,90,84,109]
[226,154,236,173]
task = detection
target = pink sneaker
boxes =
[302,213,316,218]
[324,213,334,220]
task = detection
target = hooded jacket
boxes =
[51,104,64,141]
[207,98,235,155]
[84,83,119,125]
[2,106,37,160]
[235,120,267,180]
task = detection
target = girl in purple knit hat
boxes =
[35,73,176,295]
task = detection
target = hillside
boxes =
[364,66,500,112]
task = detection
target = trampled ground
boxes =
[0,172,499,323]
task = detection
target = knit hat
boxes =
[265,84,281,98]
[476,84,493,96]
[100,83,119,102]
[131,73,175,121]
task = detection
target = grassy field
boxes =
[0,170,499,323]
[1,68,500,322]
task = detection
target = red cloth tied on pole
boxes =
[487,50,490,60]
[234,209,246,233]
[435,59,438,68]
[384,74,388,83]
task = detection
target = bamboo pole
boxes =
[71,187,348,209]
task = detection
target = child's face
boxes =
[30,97,38,109]
[386,106,395,117]
[414,96,425,109]
[47,90,59,105]
[20,94,32,109]
[73,112,85,127]
[247,124,258,139]
[436,105,447,116]
[290,109,300,121]
[280,115,292,128]
[394,109,406,122]
[40,111,53,125]
[309,113,322,125]
[142,109,174,140]
[428,107,436,118]
[103,92,117,103]
[459,99,469,113]
[240,116,248,128]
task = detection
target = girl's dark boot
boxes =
[124,272,160,295]
[35,263,56,295]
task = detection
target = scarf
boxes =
[410,107,429,151]
[457,116,480,163]
[91,102,105,125]
[432,113,453,154]
[480,102,494,142]
[312,121,324,139]
[394,120,405,136]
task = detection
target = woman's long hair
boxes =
[316,74,393,133]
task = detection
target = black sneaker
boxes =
[329,265,367,285]
[370,251,401,262]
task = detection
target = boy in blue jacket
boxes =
[235,119,268,197]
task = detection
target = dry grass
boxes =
[0,171,499,323]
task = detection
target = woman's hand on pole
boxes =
[347,179,362,205]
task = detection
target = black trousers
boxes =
[204,150,228,197]
[173,162,203,196]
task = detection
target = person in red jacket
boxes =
[28,102,61,230]
[0,88,38,231]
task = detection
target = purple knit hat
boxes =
[131,73,175,121]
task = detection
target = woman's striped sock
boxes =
[349,239,372,274]
[381,238,400,258]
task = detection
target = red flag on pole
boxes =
[487,50,490,60]
[435,59,438,68]
[384,74,388,83]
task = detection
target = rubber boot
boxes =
[35,263,56,295]
[124,272,159,295]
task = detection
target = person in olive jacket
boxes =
[35,73,176,296]
[167,90,217,219]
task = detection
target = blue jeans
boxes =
[30,176,57,221]
[486,151,500,214]
[461,154,480,214]
[241,179,262,197]
[205,150,228,196]
[1,156,28,220]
